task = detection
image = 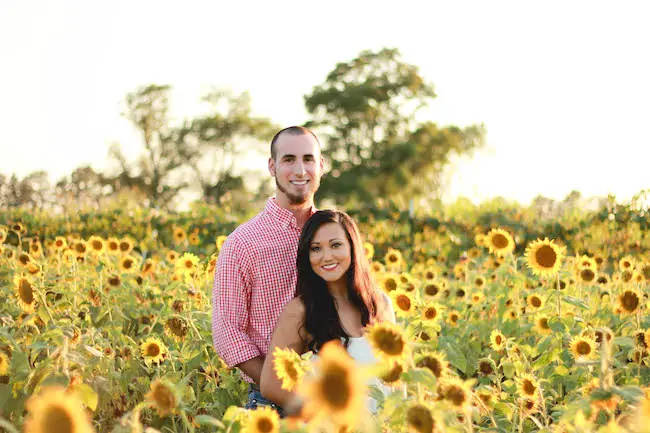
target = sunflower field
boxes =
[1,195,649,433]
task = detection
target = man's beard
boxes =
[275,176,318,205]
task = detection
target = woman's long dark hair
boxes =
[296,210,381,353]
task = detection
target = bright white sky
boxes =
[1,0,649,205]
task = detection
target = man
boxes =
[212,126,324,413]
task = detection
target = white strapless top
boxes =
[311,336,392,414]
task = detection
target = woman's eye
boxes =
[332,243,341,248]
[310,247,320,252]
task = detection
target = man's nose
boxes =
[293,160,306,176]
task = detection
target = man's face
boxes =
[269,133,323,206]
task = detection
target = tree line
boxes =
[1,48,486,212]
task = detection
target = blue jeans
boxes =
[244,385,286,418]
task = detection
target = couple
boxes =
[211,126,396,417]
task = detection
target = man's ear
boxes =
[268,157,276,176]
[319,155,325,172]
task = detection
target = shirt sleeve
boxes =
[212,235,261,367]
[382,291,397,324]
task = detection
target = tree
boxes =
[116,84,193,208]
[304,48,485,207]
[179,88,277,204]
[54,165,105,208]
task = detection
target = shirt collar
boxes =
[264,197,317,229]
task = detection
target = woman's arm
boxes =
[380,291,396,323]
[260,297,306,409]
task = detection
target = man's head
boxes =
[268,126,324,207]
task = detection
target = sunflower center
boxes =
[424,308,437,320]
[374,330,405,356]
[381,363,403,383]
[385,279,397,292]
[321,364,351,409]
[539,318,549,329]
[523,379,536,395]
[492,234,509,249]
[495,335,502,345]
[479,359,494,374]
[92,241,102,250]
[530,296,541,308]
[621,291,639,311]
[576,341,591,355]
[19,279,34,304]
[425,284,439,297]
[580,269,595,282]
[534,245,557,268]
[257,418,274,433]
[284,359,299,380]
[146,344,161,357]
[388,254,398,263]
[446,385,467,407]
[406,405,434,433]
[119,242,130,252]
[450,313,459,323]
[417,356,443,378]
[123,260,133,269]
[43,405,73,433]
[396,295,411,311]
[152,383,176,412]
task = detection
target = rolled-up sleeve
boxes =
[211,235,261,367]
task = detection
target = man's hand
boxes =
[236,356,265,385]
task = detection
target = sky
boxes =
[1,0,649,205]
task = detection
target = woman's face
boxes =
[309,222,352,284]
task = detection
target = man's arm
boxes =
[212,236,261,377]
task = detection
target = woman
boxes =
[260,210,396,415]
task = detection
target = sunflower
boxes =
[475,387,498,414]
[15,273,36,312]
[145,379,178,417]
[475,233,486,247]
[639,263,650,281]
[619,256,635,272]
[106,274,121,289]
[477,358,496,376]
[118,238,134,253]
[576,255,597,271]
[366,322,409,361]
[490,330,506,352]
[142,258,155,276]
[188,232,200,246]
[525,238,565,278]
[420,302,443,323]
[503,308,518,321]
[384,248,404,270]
[471,292,485,305]
[578,267,596,284]
[53,236,68,251]
[362,242,374,261]
[119,255,139,273]
[30,241,42,258]
[0,351,9,375]
[517,373,539,397]
[474,275,486,289]
[300,340,365,427]
[378,359,406,385]
[526,294,544,311]
[535,315,552,335]
[17,252,33,267]
[24,386,94,433]
[521,397,538,415]
[272,347,305,391]
[141,337,168,366]
[164,317,189,342]
[617,289,641,315]
[73,241,87,256]
[243,406,280,433]
[215,235,228,250]
[381,274,399,293]
[175,252,200,275]
[569,335,597,360]
[485,228,515,257]
[423,281,444,299]
[422,267,437,282]
[173,227,187,245]
[447,311,460,326]
[106,237,120,254]
[390,289,416,317]
[0,227,6,244]
[165,250,179,264]
[406,402,438,433]
[437,377,474,412]
[415,352,448,379]
[11,222,25,234]
[371,261,385,274]
[87,236,105,255]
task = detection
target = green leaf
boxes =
[553,365,569,376]
[193,415,225,428]
[562,296,589,310]
[613,337,635,348]
[502,362,515,379]
[494,402,514,420]
[611,386,644,402]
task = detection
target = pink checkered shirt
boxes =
[212,197,316,383]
